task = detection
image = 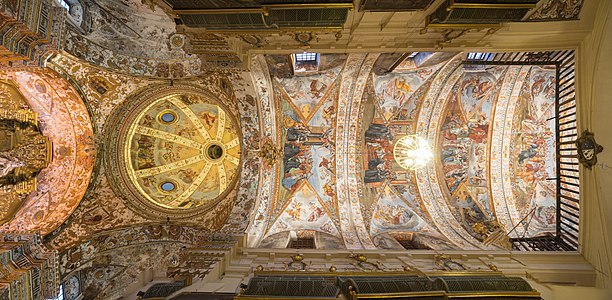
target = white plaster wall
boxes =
[529,281,612,300]
[577,0,612,290]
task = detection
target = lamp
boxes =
[393,135,433,170]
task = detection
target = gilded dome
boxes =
[106,85,241,218]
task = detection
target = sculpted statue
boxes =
[0,152,25,178]
[0,82,50,225]
[0,115,51,225]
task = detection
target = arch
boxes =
[0,69,96,235]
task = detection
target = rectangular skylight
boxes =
[467,52,493,61]
[295,52,318,62]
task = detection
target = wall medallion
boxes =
[576,130,603,169]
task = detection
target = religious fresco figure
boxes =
[363,123,395,185]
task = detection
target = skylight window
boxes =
[48,285,64,300]
[293,52,320,74]
[467,52,494,61]
[295,52,318,62]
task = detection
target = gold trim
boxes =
[251,270,502,277]
[424,15,502,29]
[254,270,415,276]
[354,291,446,299]
[174,8,264,14]
[423,271,503,276]
[175,3,352,15]
[449,1,536,10]
[352,291,540,300]
[426,23,502,29]
[236,297,332,300]
[264,3,353,9]
[198,27,344,34]
[447,291,541,298]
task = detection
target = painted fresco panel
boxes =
[267,63,342,238]
[372,66,438,122]
[267,181,339,237]
[360,60,454,246]
[256,53,562,249]
[276,67,340,123]
[437,66,508,240]
[511,66,557,236]
[370,185,427,236]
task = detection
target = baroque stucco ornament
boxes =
[105,84,241,219]
[576,130,603,169]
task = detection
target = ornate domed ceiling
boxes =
[126,94,241,209]
[106,85,241,218]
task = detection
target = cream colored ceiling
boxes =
[60,0,593,77]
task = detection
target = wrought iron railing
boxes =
[465,50,579,251]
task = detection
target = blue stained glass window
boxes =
[161,112,175,123]
[161,182,175,191]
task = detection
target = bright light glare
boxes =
[393,135,433,170]
[58,0,70,10]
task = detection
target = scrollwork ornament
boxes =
[576,130,603,169]
[285,253,308,271]
[293,32,318,49]
[240,35,266,48]
[348,252,383,271]
[258,139,281,168]
[434,254,469,271]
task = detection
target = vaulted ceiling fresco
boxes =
[0,0,589,297]
[247,53,558,250]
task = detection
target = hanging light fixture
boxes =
[393,135,433,170]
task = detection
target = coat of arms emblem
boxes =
[575,130,603,169]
